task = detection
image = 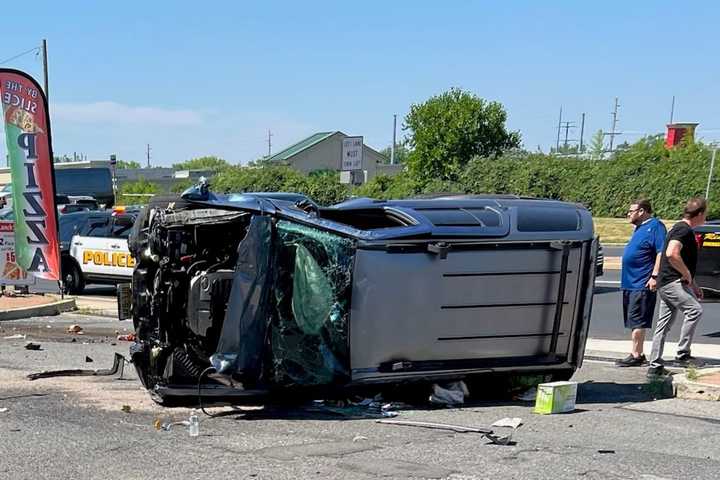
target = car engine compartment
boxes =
[128,201,355,403]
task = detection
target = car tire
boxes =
[62,260,85,295]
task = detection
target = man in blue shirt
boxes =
[616,199,667,366]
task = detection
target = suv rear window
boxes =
[517,207,580,232]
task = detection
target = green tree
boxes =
[117,177,160,205]
[116,160,141,169]
[404,88,521,184]
[173,156,230,172]
[589,130,605,160]
[379,143,411,164]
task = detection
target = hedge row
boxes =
[124,137,718,219]
[356,138,720,219]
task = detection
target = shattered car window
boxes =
[270,220,354,386]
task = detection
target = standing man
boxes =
[616,199,666,366]
[648,197,707,377]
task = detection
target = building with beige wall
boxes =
[266,131,395,182]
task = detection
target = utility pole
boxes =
[556,106,563,152]
[579,113,586,153]
[267,130,273,157]
[669,95,675,124]
[706,147,717,201]
[146,144,151,168]
[561,121,576,150]
[390,114,397,165]
[41,39,49,105]
[609,97,620,152]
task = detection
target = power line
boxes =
[0,45,41,65]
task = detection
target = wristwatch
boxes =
[650,274,658,279]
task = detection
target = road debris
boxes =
[516,387,537,402]
[67,324,83,334]
[27,352,128,380]
[377,419,512,445]
[0,407,8,413]
[117,333,136,342]
[3,334,25,340]
[352,435,368,442]
[85,356,93,363]
[597,449,615,454]
[24,342,41,351]
[534,381,577,414]
[121,405,132,413]
[491,417,523,429]
[429,381,469,406]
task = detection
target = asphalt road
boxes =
[593,269,720,344]
[1,335,720,480]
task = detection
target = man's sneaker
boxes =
[674,354,705,367]
[615,354,646,367]
[646,365,669,378]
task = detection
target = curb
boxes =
[68,307,118,319]
[674,368,720,401]
[0,297,76,321]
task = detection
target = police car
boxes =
[60,209,137,294]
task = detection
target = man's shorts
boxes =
[622,289,656,329]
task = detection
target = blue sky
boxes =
[2,1,720,166]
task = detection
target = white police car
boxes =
[60,209,136,294]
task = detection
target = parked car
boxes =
[694,221,720,294]
[59,210,136,294]
[125,187,598,405]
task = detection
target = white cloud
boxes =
[51,101,204,127]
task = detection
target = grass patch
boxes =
[686,365,699,381]
[593,218,673,245]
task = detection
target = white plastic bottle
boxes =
[188,411,199,437]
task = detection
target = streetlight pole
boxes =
[706,147,717,201]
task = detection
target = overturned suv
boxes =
[127,185,598,405]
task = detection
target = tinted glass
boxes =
[517,207,580,232]
[416,207,502,227]
[111,217,134,239]
[85,216,111,237]
[59,215,87,242]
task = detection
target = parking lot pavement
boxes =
[1,320,720,480]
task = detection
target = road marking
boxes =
[596,280,620,286]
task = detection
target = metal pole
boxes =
[706,148,716,201]
[556,106,562,152]
[579,113,585,153]
[391,114,397,165]
[670,95,675,124]
[609,97,619,152]
[41,39,49,105]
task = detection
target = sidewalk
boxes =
[586,338,720,364]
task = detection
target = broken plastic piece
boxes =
[429,381,468,406]
[67,325,83,334]
[376,419,510,444]
[491,417,523,429]
[3,334,25,340]
[24,342,41,351]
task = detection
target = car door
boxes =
[104,214,135,278]
[71,213,112,277]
